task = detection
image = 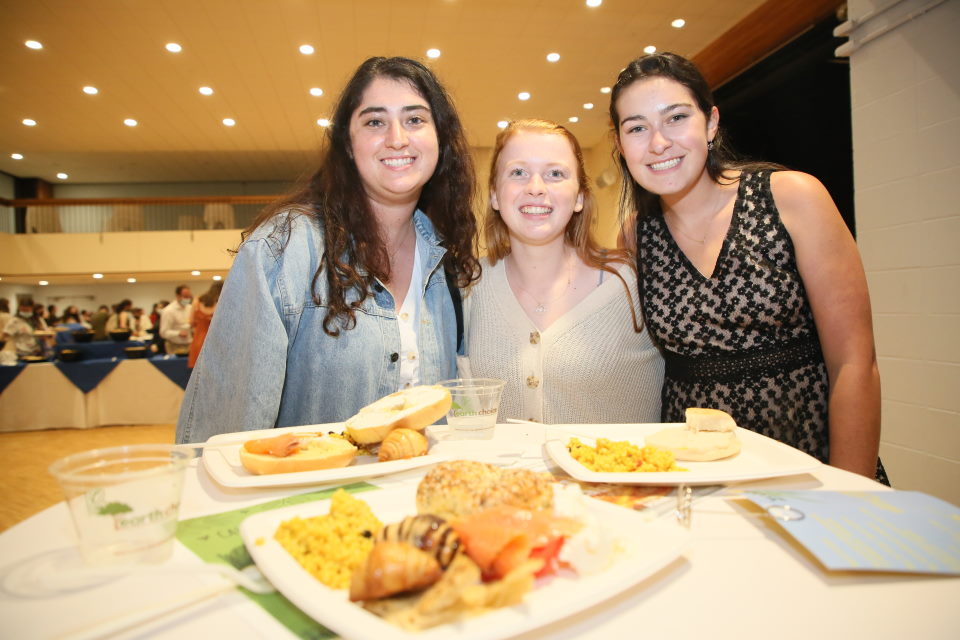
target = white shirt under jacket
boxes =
[461,258,664,424]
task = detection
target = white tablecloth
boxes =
[0,360,184,432]
[1,423,956,639]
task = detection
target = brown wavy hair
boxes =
[608,52,781,227]
[242,56,480,336]
[484,119,641,331]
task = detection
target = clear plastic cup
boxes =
[437,378,506,439]
[48,444,195,565]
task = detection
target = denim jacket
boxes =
[176,209,458,444]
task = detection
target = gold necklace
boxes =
[668,215,707,244]
[386,219,415,265]
[666,188,726,245]
[510,254,573,314]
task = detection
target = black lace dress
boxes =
[636,170,887,483]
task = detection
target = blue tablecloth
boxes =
[54,358,122,393]
[54,324,89,345]
[55,340,147,360]
[148,355,190,390]
[0,363,26,394]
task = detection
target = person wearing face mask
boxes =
[461,119,663,424]
[1,297,44,358]
[176,56,479,444]
[609,53,885,483]
[160,285,193,356]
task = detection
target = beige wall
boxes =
[0,230,239,276]
[848,0,960,503]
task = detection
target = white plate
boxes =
[545,423,822,485]
[201,424,446,488]
[240,486,687,640]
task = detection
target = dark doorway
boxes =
[713,13,855,235]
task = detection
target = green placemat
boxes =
[176,482,378,639]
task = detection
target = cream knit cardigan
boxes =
[460,258,664,424]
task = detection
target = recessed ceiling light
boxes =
[497,120,509,129]
[426,48,441,59]
[127,277,137,283]
[671,18,686,28]
[222,118,236,127]
[11,153,23,160]
[518,91,531,101]
[583,103,594,110]
[39,280,49,286]
[569,116,579,123]
[586,0,602,7]
[644,45,656,54]
[22,119,37,126]
[546,52,560,62]
[92,273,103,279]
[56,172,68,180]
[213,275,222,281]
[124,118,138,127]
[82,86,99,95]
[25,40,43,50]
[191,270,201,276]
[299,44,314,55]
[600,86,611,94]
[317,118,331,127]
[165,42,182,53]
[309,87,323,97]
[198,86,214,96]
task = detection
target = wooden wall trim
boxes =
[692,0,844,88]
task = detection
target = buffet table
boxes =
[0,356,188,432]
[0,422,955,639]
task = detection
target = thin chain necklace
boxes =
[510,253,573,314]
[666,187,726,245]
[386,219,414,266]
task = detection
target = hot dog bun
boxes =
[345,385,452,445]
[645,408,741,461]
[239,434,358,475]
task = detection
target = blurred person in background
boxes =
[160,285,193,355]
[130,307,153,340]
[188,281,223,369]
[89,305,110,340]
[46,304,60,326]
[106,299,134,333]
[2,297,43,358]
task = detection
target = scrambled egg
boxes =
[567,437,686,473]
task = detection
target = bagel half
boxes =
[345,385,452,445]
[645,408,741,461]
[239,434,358,475]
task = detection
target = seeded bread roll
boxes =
[415,460,554,520]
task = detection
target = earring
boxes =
[707,140,715,151]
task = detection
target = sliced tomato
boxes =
[529,535,565,578]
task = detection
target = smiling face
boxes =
[348,77,440,212]
[491,130,584,249]
[615,76,719,199]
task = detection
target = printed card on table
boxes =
[742,490,960,575]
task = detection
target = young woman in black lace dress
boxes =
[609,53,886,483]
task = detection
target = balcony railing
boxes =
[0,195,279,234]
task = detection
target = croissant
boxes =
[349,541,442,602]
[378,428,429,462]
[378,514,461,569]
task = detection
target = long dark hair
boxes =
[198,281,223,307]
[243,56,479,336]
[608,52,780,224]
